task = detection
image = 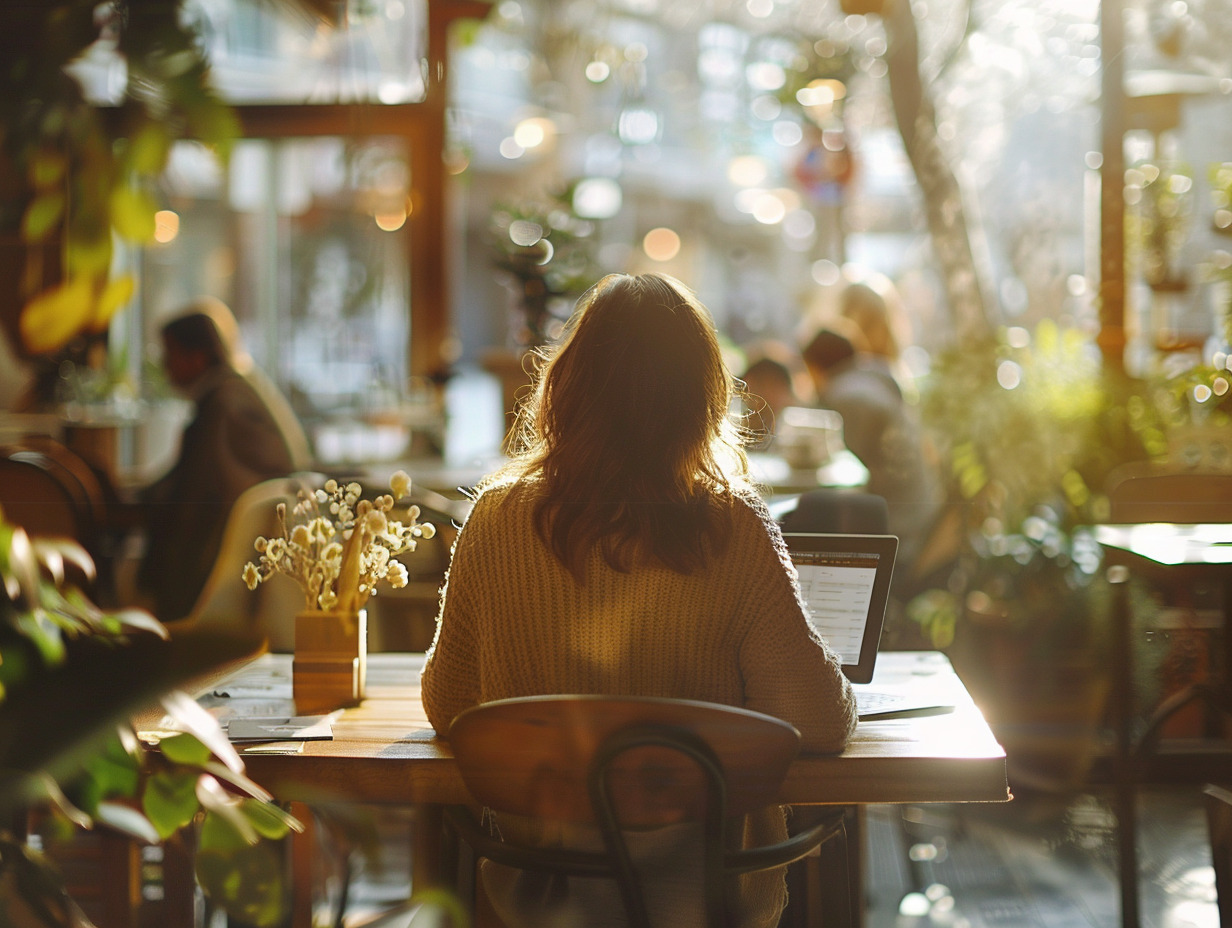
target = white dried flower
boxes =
[389,470,411,500]
[387,562,408,588]
[241,474,435,611]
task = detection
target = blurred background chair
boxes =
[777,488,889,535]
[0,438,111,595]
[177,474,317,651]
[1106,462,1232,525]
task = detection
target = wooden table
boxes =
[171,650,1006,926]
[1095,522,1232,928]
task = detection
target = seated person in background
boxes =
[802,321,942,574]
[739,341,808,437]
[837,281,902,364]
[136,311,295,623]
[188,295,313,472]
[422,273,856,928]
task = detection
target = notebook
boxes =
[784,533,955,720]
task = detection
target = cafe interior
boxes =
[2,0,1232,926]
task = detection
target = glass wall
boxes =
[134,136,419,467]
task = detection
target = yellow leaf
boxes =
[65,235,113,277]
[92,275,136,331]
[128,123,172,176]
[29,150,68,190]
[21,193,65,242]
[110,186,157,242]
[20,277,96,355]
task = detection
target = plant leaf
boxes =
[201,760,274,804]
[0,629,263,817]
[19,276,95,355]
[160,690,245,774]
[21,192,65,242]
[196,775,257,844]
[159,732,212,767]
[143,769,201,839]
[31,538,94,583]
[127,122,172,175]
[195,833,288,928]
[95,800,161,844]
[238,796,299,841]
[70,731,141,814]
[28,149,68,190]
[110,186,157,242]
[92,273,136,331]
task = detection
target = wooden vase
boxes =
[292,609,367,714]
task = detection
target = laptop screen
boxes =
[783,533,898,684]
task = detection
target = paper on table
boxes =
[227,714,337,742]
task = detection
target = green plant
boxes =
[907,321,1150,651]
[1203,161,1232,346]
[0,509,300,927]
[1,0,240,359]
[487,186,602,347]
[1125,160,1195,290]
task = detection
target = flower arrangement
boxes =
[242,471,435,614]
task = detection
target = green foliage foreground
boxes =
[0,509,298,927]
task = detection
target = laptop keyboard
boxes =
[855,689,955,720]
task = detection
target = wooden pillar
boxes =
[409,0,493,381]
[1098,0,1127,373]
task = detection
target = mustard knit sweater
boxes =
[421,480,857,927]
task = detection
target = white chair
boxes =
[180,474,320,652]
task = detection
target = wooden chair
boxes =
[445,695,846,928]
[1106,462,1232,525]
[0,441,106,546]
[1104,465,1232,928]
[1206,784,1232,928]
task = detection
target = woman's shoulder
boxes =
[722,488,791,559]
[463,478,542,527]
[727,486,777,530]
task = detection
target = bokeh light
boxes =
[643,227,681,262]
[154,210,180,244]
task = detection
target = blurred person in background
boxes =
[738,341,810,438]
[835,278,917,399]
[801,318,942,574]
[135,308,296,622]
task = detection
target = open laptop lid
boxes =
[783,533,898,684]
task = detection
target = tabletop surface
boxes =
[153,650,1008,808]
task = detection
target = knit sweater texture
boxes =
[421,479,857,927]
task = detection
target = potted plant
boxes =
[241,471,436,714]
[906,321,1150,788]
[0,509,302,926]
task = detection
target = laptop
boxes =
[784,533,955,720]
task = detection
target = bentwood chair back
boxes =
[446,695,846,928]
[0,440,107,557]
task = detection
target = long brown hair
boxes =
[485,273,751,579]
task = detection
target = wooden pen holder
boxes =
[292,609,367,714]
